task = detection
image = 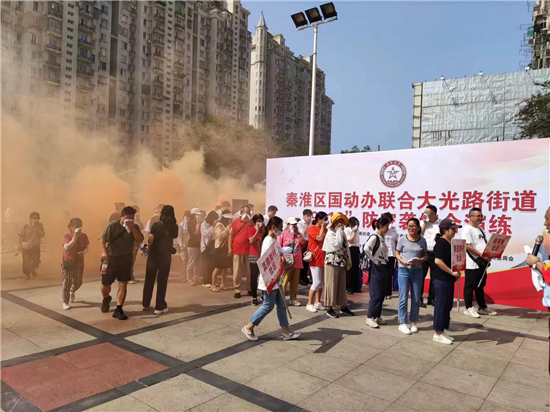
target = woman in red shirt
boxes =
[248,214,265,305]
[306,212,328,313]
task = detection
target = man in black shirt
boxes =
[100,206,144,320]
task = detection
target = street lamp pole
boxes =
[291,3,337,157]
[308,25,318,157]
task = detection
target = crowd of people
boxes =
[13,202,518,345]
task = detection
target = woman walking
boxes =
[200,211,219,288]
[241,217,301,341]
[61,218,90,310]
[249,214,265,305]
[344,216,361,294]
[323,213,354,319]
[279,217,306,306]
[211,209,232,292]
[395,218,428,335]
[306,211,328,313]
[142,205,179,315]
[432,219,462,344]
[364,216,391,328]
[382,212,398,299]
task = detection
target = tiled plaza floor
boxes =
[1,253,549,412]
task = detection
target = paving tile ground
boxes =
[1,256,549,412]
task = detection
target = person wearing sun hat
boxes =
[322,212,354,319]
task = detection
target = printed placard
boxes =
[452,239,467,272]
[482,234,511,259]
[258,241,284,293]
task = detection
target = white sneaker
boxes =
[128,279,137,284]
[376,317,387,325]
[365,318,379,328]
[410,323,418,333]
[433,333,453,345]
[153,308,169,315]
[202,283,212,288]
[398,324,412,335]
[477,307,497,316]
[314,302,326,311]
[283,331,301,341]
[442,332,455,342]
[62,303,71,310]
[464,307,480,318]
[289,300,302,307]
[306,304,317,313]
[241,325,258,342]
[69,292,75,303]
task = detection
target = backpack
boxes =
[359,235,380,272]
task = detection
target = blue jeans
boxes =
[397,267,423,324]
[249,289,289,327]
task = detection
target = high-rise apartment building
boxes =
[249,13,333,150]
[530,0,550,69]
[0,0,251,161]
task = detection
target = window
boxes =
[122,41,127,50]
[101,33,107,43]
[120,55,127,64]
[49,18,62,34]
[120,68,127,77]
[120,109,126,116]
[100,47,107,57]
[121,14,128,23]
[1,12,11,22]
[79,48,89,58]
[101,19,108,29]
[99,61,107,70]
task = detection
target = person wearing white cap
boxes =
[186,208,202,286]
[279,217,306,306]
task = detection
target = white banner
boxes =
[266,139,550,273]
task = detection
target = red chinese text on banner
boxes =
[481,234,511,259]
[451,239,467,272]
[258,241,284,293]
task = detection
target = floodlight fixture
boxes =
[478,71,483,76]
[305,7,322,24]
[320,2,337,19]
[291,12,308,29]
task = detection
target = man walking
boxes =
[100,206,144,320]
[420,205,440,307]
[229,205,251,299]
[298,209,313,286]
[17,212,45,280]
[462,208,497,317]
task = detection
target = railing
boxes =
[78,38,92,47]
[77,68,93,76]
[79,23,94,32]
[47,8,63,19]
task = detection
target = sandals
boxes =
[220,285,230,291]
[211,286,220,292]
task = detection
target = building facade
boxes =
[530,0,550,69]
[411,69,550,148]
[1,0,251,161]
[249,13,333,150]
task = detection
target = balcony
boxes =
[130,23,136,32]
[174,109,183,117]
[47,8,63,19]
[174,61,184,69]
[153,66,163,74]
[43,75,61,85]
[175,22,185,31]
[47,28,63,38]
[14,22,23,31]
[77,54,95,63]
[79,23,94,33]
[153,78,163,86]
[45,59,61,68]
[174,95,183,104]
[78,38,93,48]
[153,26,165,35]
[76,83,94,92]
[152,105,163,113]
[76,99,90,108]
[80,6,93,18]
[155,1,166,8]
[15,3,23,13]
[153,37,164,46]
[152,91,163,100]
[129,50,135,58]
[174,71,184,79]
[154,51,164,60]
[129,63,135,72]
[14,39,23,47]
[77,68,93,77]
[129,34,136,43]
[174,86,183,94]
[175,8,184,18]
[154,12,165,21]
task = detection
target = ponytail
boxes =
[434,233,442,243]
[372,216,391,231]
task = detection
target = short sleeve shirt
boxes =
[461,224,488,270]
[231,219,250,255]
[396,236,428,269]
[150,222,177,257]
[248,225,262,257]
[344,227,361,247]
[100,220,141,257]
[423,219,441,252]
[432,238,455,282]
[277,230,303,269]
[308,225,326,267]
[62,232,90,267]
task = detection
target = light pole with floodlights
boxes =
[291,3,337,156]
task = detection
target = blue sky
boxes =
[244,1,531,153]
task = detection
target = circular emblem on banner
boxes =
[380,161,407,188]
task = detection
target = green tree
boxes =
[515,80,550,139]
[341,145,372,154]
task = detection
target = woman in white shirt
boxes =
[344,217,361,294]
[323,213,355,319]
[382,212,399,299]
[364,216,391,328]
[241,216,301,342]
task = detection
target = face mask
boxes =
[274,230,282,236]
[256,222,262,229]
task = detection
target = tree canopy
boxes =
[515,80,550,139]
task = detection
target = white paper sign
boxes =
[482,234,511,259]
[257,241,284,293]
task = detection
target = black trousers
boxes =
[368,263,388,319]
[300,241,310,284]
[464,268,487,309]
[250,261,259,298]
[386,257,396,296]
[421,252,436,302]
[142,255,171,311]
[346,247,360,292]
[433,278,454,331]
